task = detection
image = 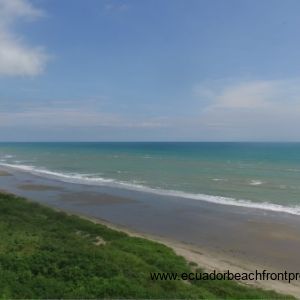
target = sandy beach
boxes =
[1,166,300,297]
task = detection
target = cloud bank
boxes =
[0,100,169,129]
[0,0,48,76]
[196,79,300,140]
[2,78,300,141]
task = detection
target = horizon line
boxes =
[1,141,300,143]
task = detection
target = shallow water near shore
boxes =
[1,166,300,277]
[1,142,300,214]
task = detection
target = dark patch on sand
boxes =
[60,191,136,205]
[0,171,12,176]
[18,184,65,192]
[247,220,300,242]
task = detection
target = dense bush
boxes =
[0,193,292,299]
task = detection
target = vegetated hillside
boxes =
[0,192,292,299]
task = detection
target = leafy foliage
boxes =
[0,193,293,299]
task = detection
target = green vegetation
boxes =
[0,192,292,299]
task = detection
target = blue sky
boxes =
[1,0,300,141]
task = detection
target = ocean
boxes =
[1,142,300,215]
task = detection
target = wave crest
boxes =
[1,162,300,216]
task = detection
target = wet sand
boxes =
[0,170,12,176]
[1,166,300,297]
[18,183,65,191]
[60,191,136,205]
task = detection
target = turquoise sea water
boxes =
[1,142,300,214]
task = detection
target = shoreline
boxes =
[1,162,300,216]
[1,166,300,297]
[63,209,300,297]
[0,190,289,299]
[67,211,300,297]
[1,190,299,297]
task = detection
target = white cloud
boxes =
[214,81,273,108]
[0,0,43,23]
[0,0,48,76]
[0,109,119,127]
[0,106,170,129]
[195,79,300,140]
[104,1,129,13]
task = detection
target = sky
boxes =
[0,0,300,141]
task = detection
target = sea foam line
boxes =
[1,162,300,216]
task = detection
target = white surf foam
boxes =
[249,180,264,186]
[1,162,300,216]
[212,178,227,182]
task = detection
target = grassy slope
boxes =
[0,192,293,299]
